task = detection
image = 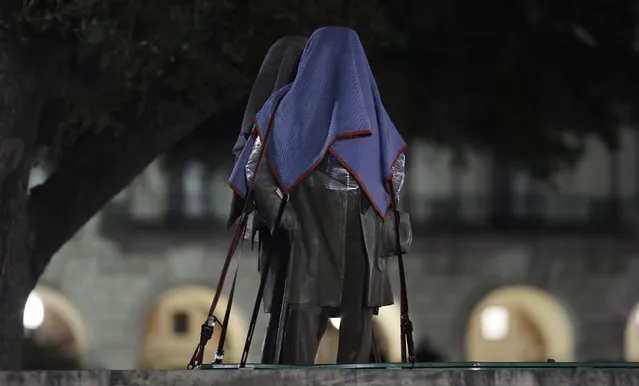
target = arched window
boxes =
[22,286,86,366]
[465,285,574,362]
[141,285,247,369]
[623,303,639,361]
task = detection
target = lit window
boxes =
[209,169,234,220]
[23,291,45,330]
[481,305,509,341]
[182,162,205,218]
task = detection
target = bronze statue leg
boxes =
[260,230,291,365]
[336,305,374,364]
[337,194,374,364]
[278,304,329,365]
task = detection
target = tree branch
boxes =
[28,101,216,276]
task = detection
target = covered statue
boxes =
[228,26,413,365]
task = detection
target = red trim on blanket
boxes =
[228,114,408,220]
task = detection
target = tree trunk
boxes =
[0,155,37,370]
[0,35,47,369]
[0,187,33,369]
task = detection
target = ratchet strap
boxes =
[389,180,416,363]
[239,194,288,367]
[186,94,285,369]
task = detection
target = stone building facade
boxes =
[30,132,639,368]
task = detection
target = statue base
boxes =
[2,363,636,386]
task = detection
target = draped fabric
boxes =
[229,27,407,218]
[232,36,308,157]
[227,36,307,227]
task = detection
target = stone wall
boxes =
[1,369,638,386]
[38,216,639,368]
